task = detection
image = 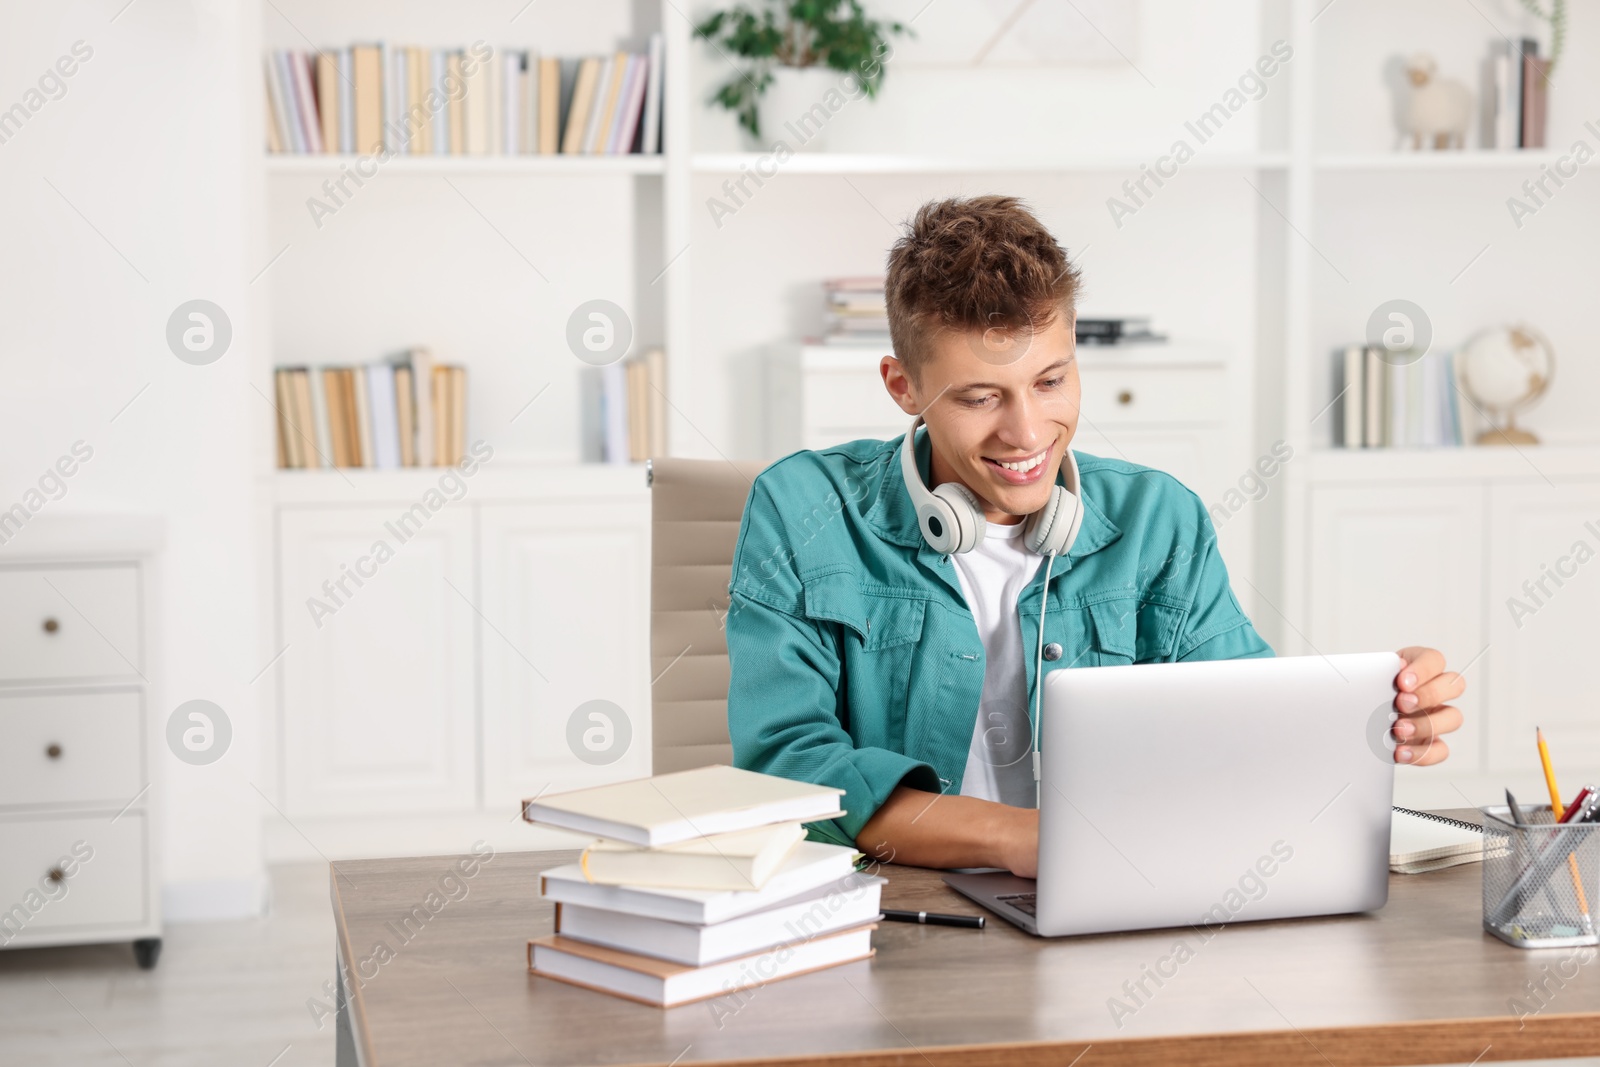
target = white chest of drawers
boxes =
[0,516,164,968]
[765,340,1239,502]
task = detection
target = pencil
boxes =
[1536,727,1592,930]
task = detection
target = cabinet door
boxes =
[277,506,476,816]
[1307,484,1487,772]
[478,500,650,811]
[1486,480,1600,772]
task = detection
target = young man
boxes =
[724,196,1464,878]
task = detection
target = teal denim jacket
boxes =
[724,428,1274,848]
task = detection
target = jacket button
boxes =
[1043,642,1063,661]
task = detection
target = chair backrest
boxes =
[648,457,770,774]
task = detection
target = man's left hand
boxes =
[1393,646,1464,766]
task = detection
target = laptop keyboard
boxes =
[996,892,1037,916]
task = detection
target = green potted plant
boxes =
[1518,0,1567,73]
[696,0,911,150]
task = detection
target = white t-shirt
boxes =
[950,520,1045,808]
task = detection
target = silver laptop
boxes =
[945,652,1401,937]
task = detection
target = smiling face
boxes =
[882,311,1081,525]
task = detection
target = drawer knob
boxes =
[46,743,62,760]
[1117,390,1134,406]
[42,617,59,634]
[46,867,64,884]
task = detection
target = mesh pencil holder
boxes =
[1480,805,1600,949]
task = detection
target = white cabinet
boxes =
[1301,451,1600,788]
[1307,483,1487,772]
[768,341,1250,575]
[768,343,1232,467]
[0,517,163,967]
[271,468,652,849]
[277,506,477,817]
[478,500,651,810]
[1485,479,1600,772]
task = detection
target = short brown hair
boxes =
[884,195,1081,381]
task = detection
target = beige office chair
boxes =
[648,457,771,774]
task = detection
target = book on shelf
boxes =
[562,56,602,154]
[315,52,339,153]
[641,34,664,155]
[582,347,667,464]
[272,350,466,469]
[586,53,625,154]
[1333,344,1462,449]
[273,366,299,468]
[1522,51,1549,150]
[538,57,561,154]
[1486,37,1547,150]
[1076,316,1165,345]
[265,36,665,158]
[351,366,374,466]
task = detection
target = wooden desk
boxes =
[330,811,1600,1067]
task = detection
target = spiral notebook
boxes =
[1390,806,1490,874]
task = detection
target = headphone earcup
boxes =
[927,482,986,554]
[1024,486,1083,558]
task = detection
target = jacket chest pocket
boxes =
[801,574,929,748]
[1083,597,1184,665]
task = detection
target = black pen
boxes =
[881,908,984,929]
[1507,788,1530,826]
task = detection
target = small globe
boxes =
[1457,324,1553,444]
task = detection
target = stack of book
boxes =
[585,348,668,464]
[273,348,467,469]
[522,765,883,1008]
[1486,37,1550,150]
[821,278,890,347]
[1076,315,1165,345]
[1334,344,1463,449]
[264,37,664,157]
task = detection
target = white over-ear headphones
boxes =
[899,414,1084,559]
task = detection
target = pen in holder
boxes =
[1480,804,1600,949]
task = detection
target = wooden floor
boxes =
[0,860,1596,1067]
[0,863,334,1067]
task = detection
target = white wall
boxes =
[689,0,1274,155]
[0,0,265,920]
[679,0,1281,465]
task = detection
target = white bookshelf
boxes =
[259,0,679,474]
[263,461,649,506]
[1313,150,1567,171]
[1304,445,1600,485]
[690,151,1293,174]
[1275,0,1600,806]
[249,0,1600,844]
[265,154,666,175]
[254,1,676,860]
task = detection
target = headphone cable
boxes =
[1032,549,1056,805]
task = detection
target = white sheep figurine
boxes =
[1403,52,1472,150]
